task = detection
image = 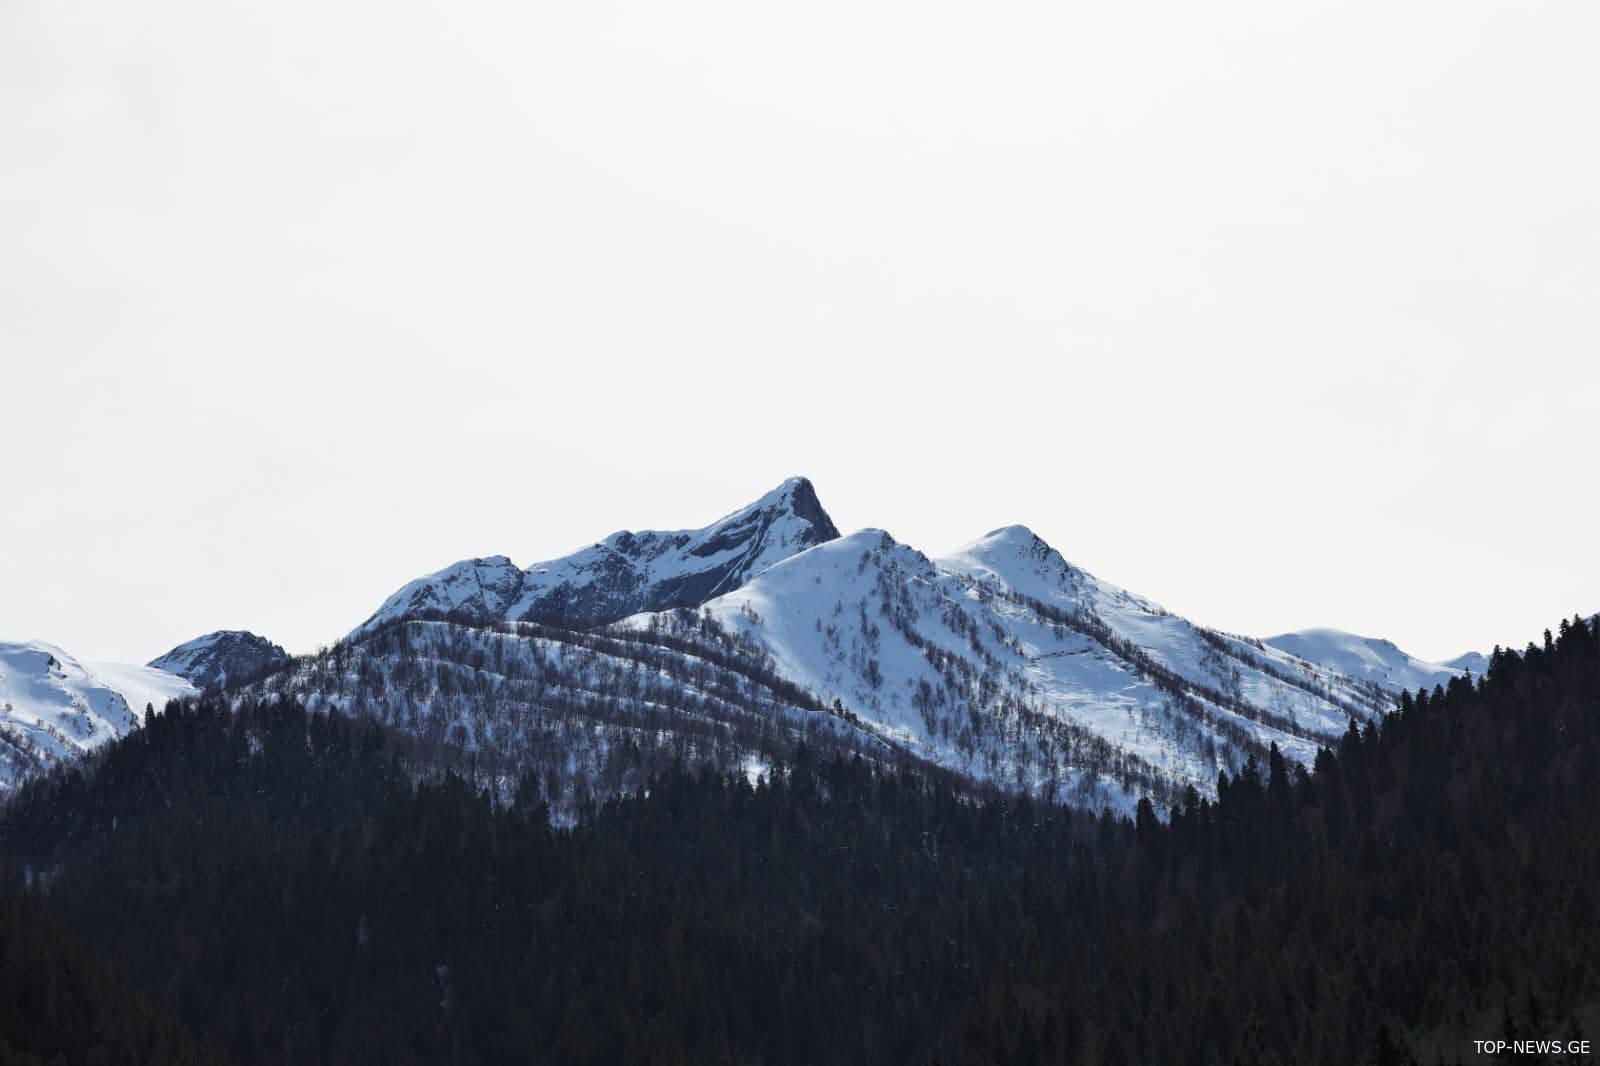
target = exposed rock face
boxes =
[149,631,290,690]
[349,477,840,637]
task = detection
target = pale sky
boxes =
[2,0,1597,665]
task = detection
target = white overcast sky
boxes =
[2,0,1597,664]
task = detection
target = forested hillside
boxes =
[0,878,228,1065]
[2,616,1597,1064]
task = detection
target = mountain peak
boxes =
[149,630,289,690]
[978,524,1050,553]
[834,527,902,552]
[942,524,1068,585]
[781,476,837,532]
[760,475,815,503]
[700,476,838,544]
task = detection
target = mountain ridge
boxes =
[7,478,1488,810]
[693,520,1410,805]
[299,478,1479,810]
[350,477,839,638]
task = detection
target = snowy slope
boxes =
[149,630,289,689]
[89,660,200,717]
[694,524,1411,809]
[1263,628,1462,695]
[943,527,1395,719]
[350,477,839,638]
[0,641,194,789]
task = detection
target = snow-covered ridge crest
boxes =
[349,476,839,639]
[1262,628,1460,696]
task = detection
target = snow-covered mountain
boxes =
[1441,650,1490,675]
[350,477,839,638]
[0,640,195,789]
[150,630,289,689]
[1262,628,1461,696]
[256,481,1488,812]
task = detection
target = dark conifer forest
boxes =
[0,879,227,1066]
[2,617,1599,1064]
